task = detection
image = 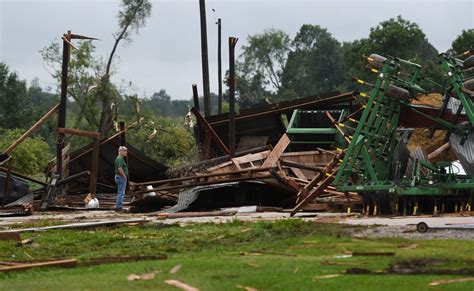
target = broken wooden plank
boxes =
[164,279,199,291]
[261,134,290,168]
[0,259,76,272]
[156,210,237,219]
[289,167,307,181]
[1,218,146,233]
[191,107,229,154]
[1,103,59,165]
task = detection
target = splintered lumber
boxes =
[261,134,290,168]
[1,103,60,164]
[134,167,275,187]
[280,160,323,172]
[165,279,199,291]
[290,152,343,216]
[289,167,308,181]
[0,259,77,272]
[0,218,146,233]
[191,107,229,154]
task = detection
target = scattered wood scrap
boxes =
[164,279,199,291]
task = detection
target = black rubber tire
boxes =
[416,222,429,233]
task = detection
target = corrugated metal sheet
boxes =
[447,98,466,114]
[450,132,474,175]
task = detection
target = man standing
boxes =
[114,146,128,212]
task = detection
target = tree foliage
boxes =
[451,29,474,54]
[236,29,291,107]
[0,129,52,175]
[0,64,33,129]
[342,16,441,90]
[282,24,344,97]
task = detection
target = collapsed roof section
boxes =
[67,135,168,192]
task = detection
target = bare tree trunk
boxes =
[99,0,144,137]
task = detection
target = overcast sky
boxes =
[0,0,473,100]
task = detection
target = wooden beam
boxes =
[0,259,76,272]
[261,134,290,168]
[191,107,229,154]
[427,142,450,161]
[58,128,100,139]
[1,103,59,164]
[134,166,275,186]
[290,152,343,216]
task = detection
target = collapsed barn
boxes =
[1,38,473,217]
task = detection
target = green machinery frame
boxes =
[286,109,348,150]
[333,52,474,198]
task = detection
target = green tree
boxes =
[40,0,152,138]
[0,63,33,129]
[0,129,52,175]
[281,24,344,97]
[452,29,474,54]
[41,40,101,129]
[237,29,291,107]
[343,16,441,90]
[99,0,152,137]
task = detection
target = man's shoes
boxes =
[114,208,124,213]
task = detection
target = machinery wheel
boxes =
[416,222,429,233]
[463,55,474,69]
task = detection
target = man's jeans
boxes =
[115,175,127,209]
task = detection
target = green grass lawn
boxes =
[0,219,473,290]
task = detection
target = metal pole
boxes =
[56,30,71,182]
[192,84,200,111]
[228,37,238,158]
[199,0,211,116]
[217,18,223,114]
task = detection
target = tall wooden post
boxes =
[217,18,223,114]
[192,84,200,111]
[56,30,71,182]
[199,0,211,116]
[228,37,238,158]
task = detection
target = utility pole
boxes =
[217,18,223,114]
[199,0,211,116]
[228,37,238,158]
